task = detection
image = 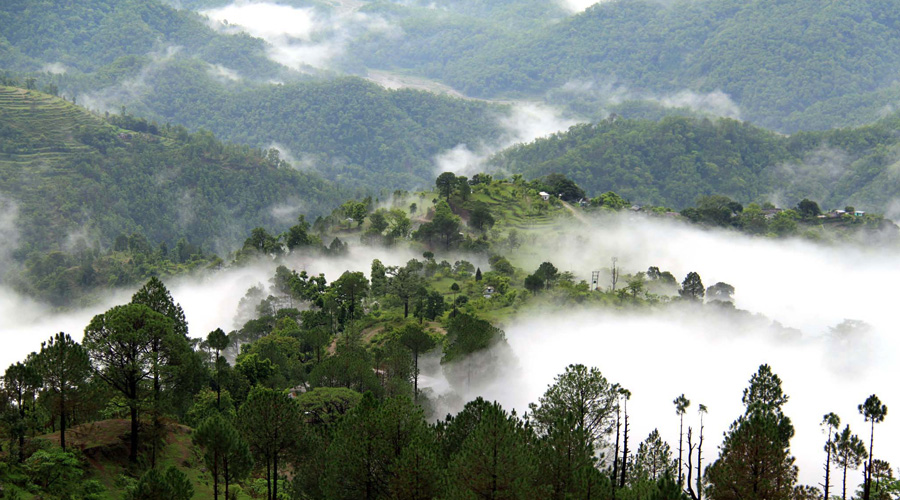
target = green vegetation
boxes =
[490,114,900,214]
[0,0,284,79]
[0,84,350,304]
[351,0,900,132]
[112,63,504,190]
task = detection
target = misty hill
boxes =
[489,114,900,213]
[0,0,286,80]
[351,0,900,131]
[0,85,345,260]
[74,59,505,191]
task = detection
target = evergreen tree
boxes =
[673,394,690,486]
[706,365,797,500]
[858,394,888,500]
[324,394,431,499]
[679,272,705,301]
[444,401,544,499]
[529,364,619,458]
[194,414,253,500]
[35,332,92,451]
[821,412,841,500]
[237,386,301,500]
[83,304,173,462]
[633,429,675,482]
[835,425,867,500]
[399,323,438,403]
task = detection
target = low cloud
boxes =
[79,46,182,115]
[434,102,580,176]
[268,142,316,171]
[202,2,399,71]
[554,80,742,120]
[209,63,242,82]
[41,62,68,75]
[0,195,20,272]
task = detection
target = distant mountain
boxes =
[351,0,900,132]
[0,85,346,259]
[93,60,505,191]
[0,0,285,79]
[490,113,900,214]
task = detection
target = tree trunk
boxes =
[678,414,684,486]
[273,447,279,500]
[224,457,230,500]
[686,429,697,500]
[413,350,419,404]
[213,449,220,500]
[865,421,874,500]
[612,407,620,491]
[842,461,848,500]
[60,391,67,451]
[824,441,832,500]
[620,401,629,488]
[697,421,704,500]
[130,405,139,463]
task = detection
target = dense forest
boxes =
[489,114,900,213]
[349,0,900,131]
[0,208,893,498]
[3,0,900,497]
[0,83,353,302]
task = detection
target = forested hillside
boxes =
[0,0,286,80]
[490,114,900,212]
[0,84,345,262]
[100,60,504,190]
[350,0,900,131]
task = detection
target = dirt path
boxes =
[560,200,589,224]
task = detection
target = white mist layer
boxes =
[0,245,420,369]
[419,213,898,487]
[435,102,579,175]
[1,212,897,487]
[436,308,894,488]
[202,1,395,70]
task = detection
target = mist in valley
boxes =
[1,210,896,487]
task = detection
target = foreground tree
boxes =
[238,386,301,500]
[83,304,173,462]
[194,414,253,500]
[821,412,841,500]
[399,323,438,403]
[633,429,675,482]
[529,364,619,457]
[673,394,690,486]
[444,401,544,499]
[706,364,797,500]
[35,332,92,451]
[858,394,888,500]
[835,425,867,500]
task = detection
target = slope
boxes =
[351,0,900,132]
[0,85,346,262]
[489,114,900,213]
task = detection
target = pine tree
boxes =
[858,394,888,500]
[238,386,301,500]
[194,414,253,500]
[835,425,867,500]
[83,304,173,462]
[821,412,841,500]
[444,401,544,499]
[706,365,797,500]
[35,332,91,452]
[673,394,690,486]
